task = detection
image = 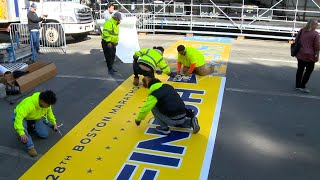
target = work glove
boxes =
[135,120,141,126]
[168,71,177,78]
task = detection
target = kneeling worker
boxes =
[13,90,58,157]
[135,78,200,134]
[133,46,176,87]
[176,45,214,76]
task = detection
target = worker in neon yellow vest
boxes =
[176,45,214,76]
[133,46,176,87]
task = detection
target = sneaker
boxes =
[299,88,310,93]
[155,126,171,135]
[27,147,38,157]
[133,77,139,86]
[36,51,44,54]
[191,117,200,134]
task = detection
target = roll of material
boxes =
[98,15,140,63]
[0,64,11,75]
[117,16,140,63]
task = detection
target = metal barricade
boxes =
[40,22,67,53]
[8,23,33,63]
[8,23,66,64]
[123,13,154,32]
[135,13,154,33]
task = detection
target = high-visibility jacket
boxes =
[136,82,185,121]
[177,46,205,67]
[14,92,56,136]
[134,48,171,75]
[102,18,119,44]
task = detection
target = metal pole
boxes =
[241,0,244,34]
[208,0,241,30]
[114,0,132,14]
[142,0,145,31]
[190,0,193,31]
[154,0,173,15]
[248,0,283,25]
[311,0,320,9]
[303,0,307,21]
[292,0,299,38]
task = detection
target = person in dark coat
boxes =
[135,78,200,134]
[27,3,45,54]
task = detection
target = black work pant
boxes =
[133,60,155,78]
[296,59,315,88]
[101,40,116,70]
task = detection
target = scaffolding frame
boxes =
[100,0,320,40]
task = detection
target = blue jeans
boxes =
[30,31,40,52]
[12,114,49,150]
[151,107,189,128]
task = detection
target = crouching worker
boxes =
[13,90,58,157]
[133,46,176,88]
[176,45,215,76]
[135,78,200,134]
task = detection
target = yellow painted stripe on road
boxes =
[20,37,232,180]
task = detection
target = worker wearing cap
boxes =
[101,12,122,75]
[27,3,46,54]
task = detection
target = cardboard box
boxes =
[1,62,57,94]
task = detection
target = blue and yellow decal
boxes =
[20,37,232,180]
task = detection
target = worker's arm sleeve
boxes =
[14,105,32,136]
[158,58,171,75]
[134,48,148,57]
[188,63,196,73]
[177,62,182,71]
[136,95,158,121]
[47,107,57,125]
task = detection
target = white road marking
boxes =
[226,88,320,100]
[251,58,295,63]
[200,77,226,180]
[57,75,126,82]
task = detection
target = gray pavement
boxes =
[0,35,320,180]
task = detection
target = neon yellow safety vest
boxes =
[177,46,205,67]
[14,92,56,136]
[102,18,119,43]
[134,48,171,75]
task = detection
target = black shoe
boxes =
[191,117,200,134]
[108,68,117,75]
[155,126,171,134]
